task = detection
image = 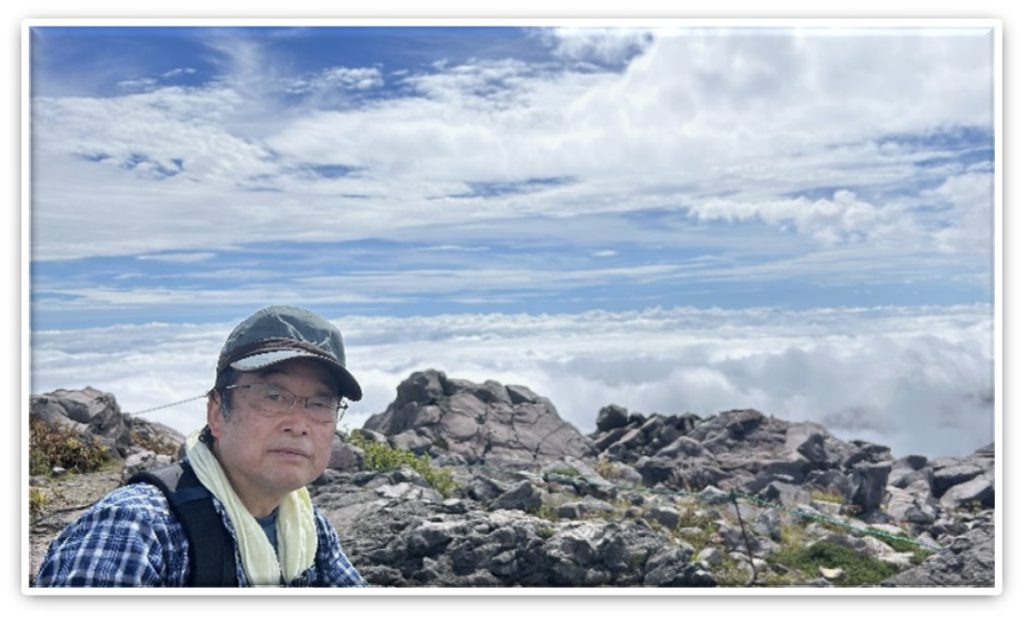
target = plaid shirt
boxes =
[34,481,367,588]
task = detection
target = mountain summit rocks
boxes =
[363,370,595,465]
[29,371,996,588]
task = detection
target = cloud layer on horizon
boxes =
[31,304,994,459]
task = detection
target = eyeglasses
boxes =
[224,383,346,425]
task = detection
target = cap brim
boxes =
[231,350,363,401]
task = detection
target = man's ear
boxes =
[207,392,225,440]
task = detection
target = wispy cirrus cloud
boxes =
[32,27,994,270]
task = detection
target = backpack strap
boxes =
[128,461,239,586]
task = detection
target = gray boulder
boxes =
[882,524,995,587]
[932,461,986,496]
[596,404,630,432]
[884,483,939,525]
[30,387,184,460]
[328,436,364,472]
[490,480,544,512]
[940,474,995,510]
[846,461,892,514]
[364,370,595,464]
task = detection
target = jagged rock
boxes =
[593,426,632,452]
[31,377,997,589]
[655,436,708,459]
[634,456,675,487]
[596,405,630,432]
[389,429,435,455]
[328,436,364,472]
[888,454,934,490]
[754,510,782,541]
[884,483,939,525]
[932,461,986,496]
[596,460,643,486]
[973,443,995,458]
[805,469,855,499]
[846,461,892,513]
[643,506,680,529]
[119,450,173,482]
[723,409,765,437]
[32,388,132,456]
[842,441,893,469]
[406,522,456,557]
[697,547,723,567]
[462,476,508,502]
[758,481,811,506]
[785,423,847,469]
[643,548,715,587]
[698,485,732,505]
[490,481,544,512]
[940,474,995,509]
[557,498,616,519]
[882,524,995,587]
[365,370,595,464]
[541,457,617,500]
[30,387,183,460]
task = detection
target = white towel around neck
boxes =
[185,431,318,586]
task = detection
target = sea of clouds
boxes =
[30,303,994,459]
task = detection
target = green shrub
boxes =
[347,431,458,498]
[29,418,112,475]
[28,487,49,520]
[768,540,902,586]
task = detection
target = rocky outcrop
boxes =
[589,407,900,514]
[29,387,185,466]
[363,370,596,465]
[29,377,996,588]
[311,466,716,587]
[882,519,995,587]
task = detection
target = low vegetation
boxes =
[29,418,112,476]
[346,431,458,498]
[768,540,902,586]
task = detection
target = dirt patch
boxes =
[28,467,123,583]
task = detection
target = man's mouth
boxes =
[270,448,310,459]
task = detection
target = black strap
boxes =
[128,462,239,586]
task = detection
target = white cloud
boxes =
[161,68,198,79]
[539,27,654,66]
[688,189,905,246]
[925,172,995,254]
[31,304,994,459]
[137,252,217,263]
[30,28,995,266]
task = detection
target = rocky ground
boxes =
[28,371,997,588]
[28,465,123,578]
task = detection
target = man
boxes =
[35,306,367,587]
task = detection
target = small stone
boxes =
[819,566,844,580]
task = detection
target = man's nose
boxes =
[278,400,313,432]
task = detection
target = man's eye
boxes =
[262,388,286,402]
[308,399,332,410]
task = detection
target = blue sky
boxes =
[27,24,997,457]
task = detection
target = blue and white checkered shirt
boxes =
[34,481,367,588]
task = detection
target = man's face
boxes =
[207,357,338,517]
